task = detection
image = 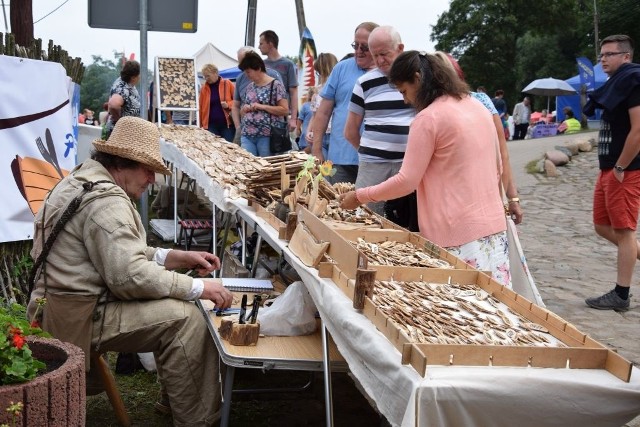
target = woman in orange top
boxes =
[199,63,236,142]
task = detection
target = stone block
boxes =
[545,150,570,166]
[545,159,559,177]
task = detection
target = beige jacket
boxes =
[28,159,192,364]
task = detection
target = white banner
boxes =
[0,56,77,243]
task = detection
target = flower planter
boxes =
[0,337,85,426]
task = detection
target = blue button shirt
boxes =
[320,58,368,165]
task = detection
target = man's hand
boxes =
[201,279,233,309]
[614,168,625,183]
[164,250,220,275]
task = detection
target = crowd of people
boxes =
[41,25,639,426]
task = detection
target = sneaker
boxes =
[585,289,630,312]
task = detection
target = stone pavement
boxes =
[507,132,640,426]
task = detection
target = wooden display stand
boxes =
[219,319,260,346]
[154,56,199,127]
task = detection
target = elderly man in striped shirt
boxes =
[344,26,415,216]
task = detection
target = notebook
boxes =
[222,278,274,293]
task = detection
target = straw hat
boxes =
[93,116,171,175]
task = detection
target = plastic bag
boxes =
[258,281,317,336]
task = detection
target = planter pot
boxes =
[0,337,86,426]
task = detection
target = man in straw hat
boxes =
[27,116,232,425]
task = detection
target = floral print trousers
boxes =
[446,231,511,288]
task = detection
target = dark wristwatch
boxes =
[614,165,625,173]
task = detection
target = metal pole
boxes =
[294,0,307,39]
[245,0,257,47]
[1,1,9,33]
[593,0,599,60]
[321,322,334,427]
[140,0,150,232]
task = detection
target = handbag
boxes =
[268,80,292,154]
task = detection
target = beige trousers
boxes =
[92,299,220,426]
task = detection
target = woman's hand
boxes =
[508,201,524,225]
[339,191,361,210]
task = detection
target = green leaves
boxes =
[0,302,49,385]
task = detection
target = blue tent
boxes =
[219,67,241,81]
[556,62,607,122]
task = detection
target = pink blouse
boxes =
[357,95,506,247]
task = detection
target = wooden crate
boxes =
[297,206,470,279]
[352,267,631,382]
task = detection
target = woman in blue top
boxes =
[238,52,289,157]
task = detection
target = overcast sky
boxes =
[17,0,451,69]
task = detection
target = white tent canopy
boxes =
[193,43,238,72]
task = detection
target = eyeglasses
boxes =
[351,42,369,53]
[597,51,628,60]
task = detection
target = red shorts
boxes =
[593,169,640,230]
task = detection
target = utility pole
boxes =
[593,0,599,60]
[294,0,306,39]
[9,0,33,46]
[245,0,257,47]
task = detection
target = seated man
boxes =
[558,107,582,134]
[27,116,233,426]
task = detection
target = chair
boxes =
[90,352,131,427]
[178,219,214,251]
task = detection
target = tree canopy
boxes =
[430,0,640,111]
[80,55,120,118]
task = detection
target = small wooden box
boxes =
[219,319,260,346]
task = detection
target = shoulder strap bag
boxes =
[268,80,291,154]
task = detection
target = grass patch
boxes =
[526,159,543,174]
[86,354,381,426]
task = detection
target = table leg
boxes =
[241,221,247,267]
[173,166,178,244]
[220,365,235,427]
[250,234,263,278]
[212,206,217,259]
[321,321,334,427]
[215,212,233,278]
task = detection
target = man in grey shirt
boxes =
[259,30,299,131]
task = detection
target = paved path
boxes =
[507,132,640,426]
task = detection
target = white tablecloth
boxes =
[164,146,640,427]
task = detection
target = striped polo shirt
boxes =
[349,68,415,162]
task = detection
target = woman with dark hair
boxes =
[237,51,289,156]
[105,60,141,138]
[340,50,510,287]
